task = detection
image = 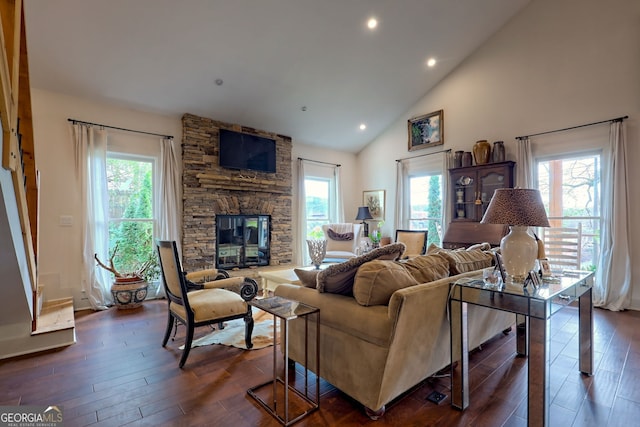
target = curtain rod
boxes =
[396,148,451,162]
[516,115,628,140]
[68,118,174,139]
[297,157,341,167]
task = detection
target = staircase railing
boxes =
[0,0,39,328]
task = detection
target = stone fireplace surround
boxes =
[181,113,293,273]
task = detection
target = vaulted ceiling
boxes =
[24,0,530,152]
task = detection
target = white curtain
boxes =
[394,160,405,231]
[516,137,533,188]
[72,124,112,310]
[156,137,181,298]
[296,159,308,265]
[594,121,631,310]
[334,165,344,222]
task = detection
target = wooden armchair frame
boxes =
[156,240,258,367]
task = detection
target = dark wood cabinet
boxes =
[443,161,514,249]
[450,161,515,222]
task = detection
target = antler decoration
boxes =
[94,243,154,280]
[135,260,153,278]
[94,243,123,278]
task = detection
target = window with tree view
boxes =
[107,155,159,281]
[536,154,601,271]
[408,174,442,247]
[305,178,330,238]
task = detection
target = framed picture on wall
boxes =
[363,190,385,221]
[408,109,444,151]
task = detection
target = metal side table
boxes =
[449,270,594,427]
[247,296,320,426]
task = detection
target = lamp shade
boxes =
[355,206,373,221]
[480,188,550,227]
[480,188,549,282]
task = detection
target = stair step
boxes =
[32,297,75,335]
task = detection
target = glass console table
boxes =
[449,270,594,427]
[247,296,320,426]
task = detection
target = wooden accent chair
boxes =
[156,240,258,368]
[394,230,428,258]
[541,224,583,272]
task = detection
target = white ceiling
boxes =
[23,0,530,153]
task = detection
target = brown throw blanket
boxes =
[327,228,354,241]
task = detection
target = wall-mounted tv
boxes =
[219,129,276,173]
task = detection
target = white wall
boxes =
[358,0,640,307]
[31,89,357,309]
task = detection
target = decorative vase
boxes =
[462,151,473,167]
[492,141,505,162]
[473,140,491,165]
[111,276,148,309]
[307,239,327,269]
[454,151,464,168]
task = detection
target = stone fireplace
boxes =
[181,113,293,272]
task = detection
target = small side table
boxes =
[449,271,594,427]
[247,296,320,426]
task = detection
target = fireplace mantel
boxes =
[196,172,290,193]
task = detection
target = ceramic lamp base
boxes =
[501,226,537,282]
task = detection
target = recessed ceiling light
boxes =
[215,78,224,86]
[301,106,307,112]
[427,58,437,67]
[367,18,378,30]
[359,123,367,131]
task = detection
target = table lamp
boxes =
[355,206,373,237]
[480,188,550,282]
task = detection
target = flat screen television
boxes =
[219,129,276,173]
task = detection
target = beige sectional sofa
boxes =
[274,243,514,418]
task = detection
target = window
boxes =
[408,174,443,247]
[304,178,330,238]
[536,153,601,270]
[106,154,158,278]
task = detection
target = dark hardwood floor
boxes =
[1,299,640,426]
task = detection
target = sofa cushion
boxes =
[294,268,319,288]
[352,260,418,306]
[316,243,406,294]
[398,253,450,284]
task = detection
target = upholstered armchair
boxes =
[322,223,362,261]
[156,240,259,368]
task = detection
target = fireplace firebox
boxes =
[216,214,270,269]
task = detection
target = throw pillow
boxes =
[398,253,450,284]
[316,242,406,295]
[327,228,354,241]
[427,242,442,254]
[437,249,493,275]
[353,260,418,306]
[293,268,319,288]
